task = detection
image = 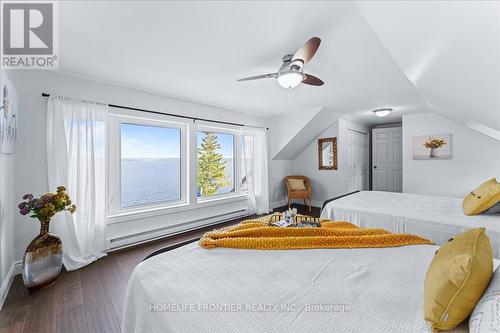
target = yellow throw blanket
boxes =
[200,216,432,250]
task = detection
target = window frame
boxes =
[107,109,189,218]
[196,124,244,203]
[239,134,249,193]
[106,109,249,223]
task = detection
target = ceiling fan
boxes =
[237,37,324,89]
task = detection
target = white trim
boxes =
[106,108,249,225]
[195,125,243,201]
[13,261,22,276]
[108,107,193,125]
[271,200,287,209]
[272,199,322,210]
[311,200,323,208]
[196,193,248,207]
[107,111,189,217]
[108,193,248,224]
[0,261,19,311]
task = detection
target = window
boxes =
[120,123,182,208]
[240,136,248,191]
[197,130,235,198]
[108,110,248,220]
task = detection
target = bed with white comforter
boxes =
[123,240,499,333]
[321,191,500,257]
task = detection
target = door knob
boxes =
[373,165,377,169]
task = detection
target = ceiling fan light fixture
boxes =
[373,108,393,117]
[237,37,323,88]
[277,71,303,89]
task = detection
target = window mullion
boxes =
[189,121,198,207]
[235,134,240,194]
[108,116,120,214]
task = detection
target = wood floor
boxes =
[0,205,320,333]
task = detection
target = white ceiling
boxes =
[356,1,500,131]
[58,1,499,128]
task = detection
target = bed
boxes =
[122,240,498,333]
[321,191,500,258]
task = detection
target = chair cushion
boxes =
[463,178,500,215]
[424,228,493,331]
[288,179,307,191]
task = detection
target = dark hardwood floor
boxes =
[0,205,320,333]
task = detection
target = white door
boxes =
[347,129,369,192]
[372,127,402,192]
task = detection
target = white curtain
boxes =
[47,96,108,271]
[243,127,270,214]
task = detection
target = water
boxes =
[121,158,234,207]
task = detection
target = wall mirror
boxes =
[318,137,337,170]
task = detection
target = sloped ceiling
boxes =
[355,1,500,133]
[58,1,427,125]
[272,107,343,160]
[56,1,498,130]
[270,107,322,158]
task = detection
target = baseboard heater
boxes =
[108,209,250,252]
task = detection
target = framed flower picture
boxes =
[413,134,452,160]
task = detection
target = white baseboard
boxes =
[311,200,323,208]
[0,260,20,311]
[272,199,322,210]
[271,200,287,209]
[13,261,22,276]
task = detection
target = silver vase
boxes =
[22,218,63,291]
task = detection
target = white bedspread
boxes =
[321,191,500,257]
[122,241,491,333]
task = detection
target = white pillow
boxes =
[483,202,500,214]
[469,267,500,333]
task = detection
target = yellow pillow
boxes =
[463,178,500,215]
[424,228,493,331]
[288,179,306,191]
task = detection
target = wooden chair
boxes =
[285,175,312,211]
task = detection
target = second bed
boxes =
[321,191,500,257]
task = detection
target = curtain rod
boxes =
[41,93,268,130]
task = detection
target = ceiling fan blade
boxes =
[237,73,277,82]
[292,37,321,64]
[302,74,324,86]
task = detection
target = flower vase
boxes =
[430,147,438,158]
[22,218,63,291]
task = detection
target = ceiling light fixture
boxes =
[277,70,304,89]
[373,108,393,117]
[238,37,324,88]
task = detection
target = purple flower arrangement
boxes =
[18,186,76,221]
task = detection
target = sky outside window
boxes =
[121,123,181,207]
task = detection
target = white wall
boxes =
[293,121,340,206]
[292,118,370,207]
[268,112,309,208]
[269,160,293,208]
[403,113,500,197]
[0,152,15,309]
[0,71,17,309]
[268,107,347,207]
[9,70,270,260]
